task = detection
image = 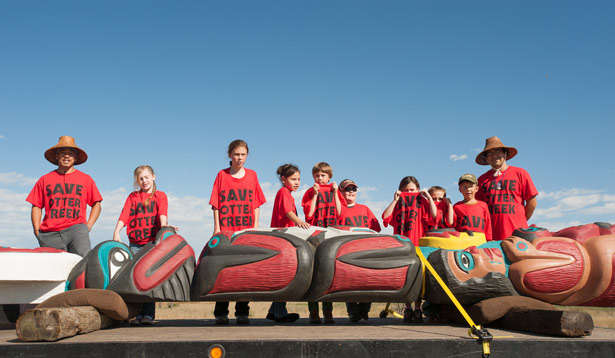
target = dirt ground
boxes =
[155,302,394,320]
[154,302,615,328]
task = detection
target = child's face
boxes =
[430,190,445,202]
[229,145,248,168]
[313,171,330,185]
[459,181,477,200]
[402,182,419,193]
[342,187,357,205]
[138,170,156,193]
[282,172,301,192]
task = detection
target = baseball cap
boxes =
[458,173,477,185]
[339,179,358,191]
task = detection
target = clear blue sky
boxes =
[1,1,614,251]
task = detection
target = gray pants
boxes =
[37,223,91,257]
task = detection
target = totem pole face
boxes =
[445,245,507,282]
[426,243,517,306]
[427,235,615,307]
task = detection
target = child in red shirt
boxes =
[425,186,454,231]
[301,162,343,324]
[338,179,381,322]
[453,174,492,241]
[382,176,437,246]
[382,176,436,323]
[209,139,266,325]
[338,179,381,232]
[268,164,307,323]
[112,165,169,325]
[271,164,310,229]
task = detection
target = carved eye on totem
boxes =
[455,251,475,273]
[109,248,130,279]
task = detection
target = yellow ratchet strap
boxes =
[415,247,493,358]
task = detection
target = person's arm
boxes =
[420,189,437,218]
[212,207,220,234]
[485,208,493,241]
[286,211,310,229]
[87,202,102,231]
[253,207,260,228]
[31,206,42,237]
[382,191,401,219]
[307,184,319,218]
[160,215,168,227]
[445,199,454,226]
[112,220,125,242]
[525,196,537,220]
[332,182,342,216]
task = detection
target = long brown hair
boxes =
[398,176,420,191]
[133,165,157,206]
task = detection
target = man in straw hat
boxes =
[26,136,102,256]
[475,136,538,240]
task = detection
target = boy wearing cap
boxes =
[337,179,381,322]
[475,136,538,240]
[453,174,492,241]
[337,179,381,232]
[26,136,103,256]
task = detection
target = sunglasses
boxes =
[343,185,358,192]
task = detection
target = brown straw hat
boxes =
[44,136,88,165]
[475,136,518,165]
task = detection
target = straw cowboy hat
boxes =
[475,136,518,165]
[44,136,88,165]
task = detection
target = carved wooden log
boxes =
[16,306,113,342]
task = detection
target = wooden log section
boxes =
[16,306,114,342]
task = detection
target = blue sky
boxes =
[1,1,614,251]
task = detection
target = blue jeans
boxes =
[129,243,156,319]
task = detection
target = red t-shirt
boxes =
[424,200,453,231]
[271,186,297,228]
[301,183,342,227]
[382,192,430,245]
[338,203,381,232]
[209,168,266,233]
[453,200,492,241]
[476,166,538,240]
[119,191,168,245]
[26,169,103,232]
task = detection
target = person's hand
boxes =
[87,223,93,232]
[112,233,121,242]
[419,189,431,199]
[170,225,180,232]
[331,182,338,192]
[313,183,320,193]
[394,190,401,201]
[298,221,311,229]
[34,229,39,238]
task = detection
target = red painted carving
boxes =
[581,254,615,306]
[209,235,297,293]
[133,235,195,292]
[335,236,403,257]
[327,261,407,293]
[523,240,584,293]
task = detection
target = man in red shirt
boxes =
[475,136,538,240]
[26,136,102,256]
